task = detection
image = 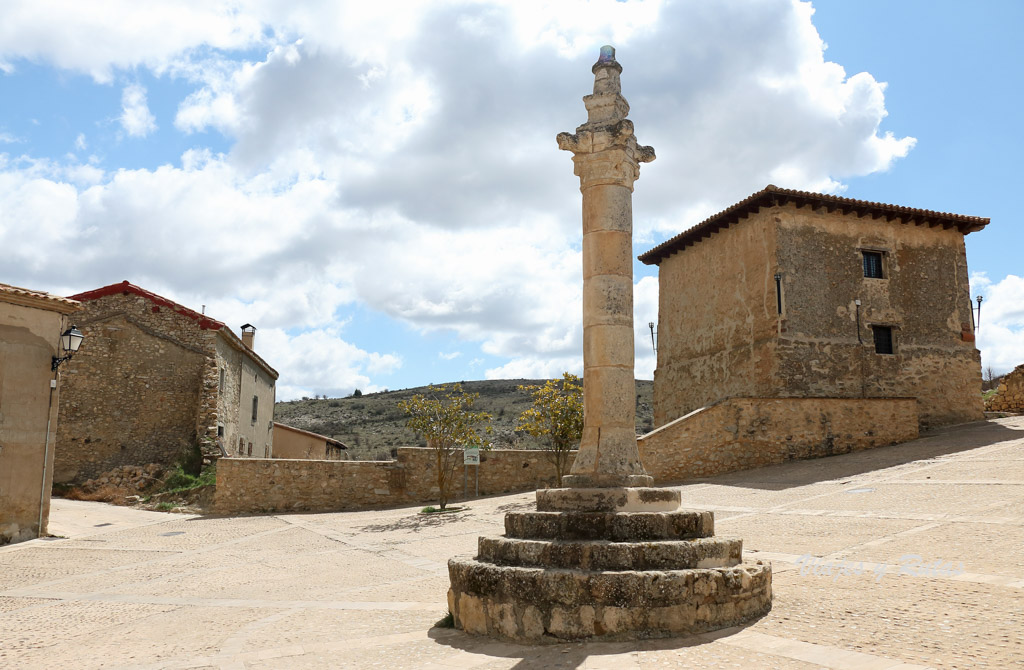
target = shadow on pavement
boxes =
[670,419,1024,491]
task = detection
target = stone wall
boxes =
[214,447,571,515]
[54,308,208,483]
[653,214,778,427]
[987,364,1024,413]
[653,203,983,430]
[638,397,918,482]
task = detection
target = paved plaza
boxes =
[2,417,1023,669]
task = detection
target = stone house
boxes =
[54,281,278,484]
[639,185,988,431]
[0,283,81,544]
[272,422,349,460]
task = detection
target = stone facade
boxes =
[272,422,348,460]
[54,281,277,483]
[987,364,1024,413]
[213,447,570,515]
[641,186,988,430]
[0,283,80,545]
[637,397,918,482]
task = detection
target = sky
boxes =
[1,0,1021,400]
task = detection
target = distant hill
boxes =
[274,378,654,461]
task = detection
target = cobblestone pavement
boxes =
[2,417,1023,669]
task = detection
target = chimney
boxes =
[240,323,256,350]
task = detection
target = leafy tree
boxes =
[517,373,583,486]
[398,384,491,509]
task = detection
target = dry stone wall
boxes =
[987,364,1024,413]
[638,397,918,482]
[214,447,570,514]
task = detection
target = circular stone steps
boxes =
[477,535,743,571]
[504,509,714,541]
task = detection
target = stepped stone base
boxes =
[448,487,772,642]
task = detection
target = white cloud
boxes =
[974,273,1024,375]
[0,0,922,394]
[439,351,462,360]
[119,84,157,137]
[0,132,20,144]
[74,133,87,150]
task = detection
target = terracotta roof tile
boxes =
[638,185,990,266]
[0,282,81,313]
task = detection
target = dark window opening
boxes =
[873,326,894,355]
[217,425,224,437]
[863,251,884,279]
[251,395,259,423]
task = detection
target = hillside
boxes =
[274,379,654,461]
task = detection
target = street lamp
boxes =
[52,325,85,370]
[975,295,984,331]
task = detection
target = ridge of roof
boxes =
[638,185,991,266]
[0,282,81,314]
[69,281,227,330]
[69,280,278,378]
[273,422,347,448]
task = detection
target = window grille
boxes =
[863,251,884,278]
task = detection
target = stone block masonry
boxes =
[214,447,570,515]
[639,397,918,482]
[987,363,1024,413]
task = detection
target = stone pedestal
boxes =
[448,487,772,641]
[448,46,771,641]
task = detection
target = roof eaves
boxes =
[638,185,991,266]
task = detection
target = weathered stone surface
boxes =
[448,558,771,642]
[536,487,679,513]
[987,363,1024,413]
[478,536,741,570]
[504,510,714,542]
[638,396,919,482]
[650,199,984,430]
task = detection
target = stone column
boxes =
[558,45,655,489]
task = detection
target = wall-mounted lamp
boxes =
[52,325,85,371]
[648,321,657,354]
[975,295,984,331]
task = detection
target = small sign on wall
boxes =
[464,447,480,465]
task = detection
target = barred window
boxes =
[863,251,884,279]
[873,326,894,355]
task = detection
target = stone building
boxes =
[0,283,80,544]
[639,185,988,430]
[272,422,348,460]
[54,281,278,484]
[987,364,1024,413]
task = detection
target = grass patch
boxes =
[159,463,216,495]
[434,610,455,628]
[154,502,178,512]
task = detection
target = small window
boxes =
[251,395,259,423]
[872,326,894,355]
[863,251,884,279]
[247,442,252,456]
[238,437,245,454]
[217,425,224,437]
[219,368,225,394]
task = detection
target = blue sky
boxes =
[1,0,1021,398]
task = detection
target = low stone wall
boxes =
[216,397,918,515]
[638,397,919,483]
[214,447,571,515]
[987,364,1024,413]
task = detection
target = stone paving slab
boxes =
[0,417,1021,668]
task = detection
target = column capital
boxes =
[557,46,655,190]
